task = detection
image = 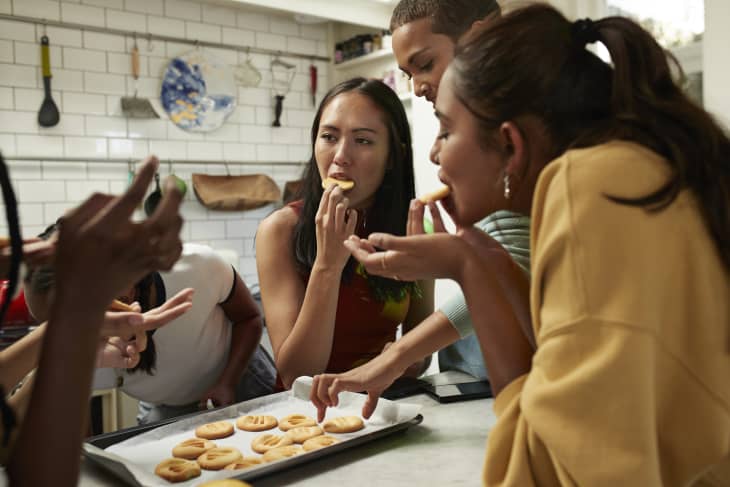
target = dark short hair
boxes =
[390,0,500,42]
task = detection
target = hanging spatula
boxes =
[38,35,60,127]
[121,38,159,118]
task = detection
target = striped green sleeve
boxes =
[439,211,531,337]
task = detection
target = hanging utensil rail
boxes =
[0,13,330,62]
[5,156,305,167]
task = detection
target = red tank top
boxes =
[287,201,410,374]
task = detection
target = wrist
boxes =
[54,284,112,313]
[214,373,236,389]
[452,243,480,284]
[389,339,419,376]
[312,260,343,277]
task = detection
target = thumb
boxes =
[362,391,380,419]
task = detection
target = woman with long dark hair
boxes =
[314,5,730,484]
[256,78,433,389]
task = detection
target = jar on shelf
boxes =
[373,32,382,51]
[363,34,374,54]
[334,43,344,64]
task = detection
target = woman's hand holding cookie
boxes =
[314,185,357,272]
[407,198,446,236]
[101,288,194,338]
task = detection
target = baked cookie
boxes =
[322,416,365,434]
[224,457,265,470]
[418,185,450,204]
[321,177,355,191]
[251,433,294,454]
[154,458,201,483]
[197,480,252,487]
[236,414,278,432]
[278,413,317,431]
[196,447,243,470]
[302,435,340,452]
[171,438,216,459]
[262,445,303,462]
[195,421,234,440]
[285,425,323,444]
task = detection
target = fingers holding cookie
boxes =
[322,416,365,434]
[197,447,243,470]
[195,421,234,440]
[236,414,278,432]
[251,433,294,454]
[302,435,340,452]
[279,414,317,431]
[155,458,201,483]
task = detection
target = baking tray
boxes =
[83,377,423,486]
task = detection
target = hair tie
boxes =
[572,18,600,46]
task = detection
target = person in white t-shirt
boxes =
[26,241,275,424]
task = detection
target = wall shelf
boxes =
[334,48,394,70]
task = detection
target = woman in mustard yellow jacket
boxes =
[312,4,730,486]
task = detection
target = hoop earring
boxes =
[503,174,511,200]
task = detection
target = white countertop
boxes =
[79,393,497,486]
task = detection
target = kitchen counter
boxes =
[78,393,497,486]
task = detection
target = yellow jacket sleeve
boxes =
[483,142,730,487]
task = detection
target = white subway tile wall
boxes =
[0,0,326,285]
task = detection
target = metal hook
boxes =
[167,160,173,175]
[271,52,296,70]
[195,39,201,50]
[41,20,47,37]
[224,162,231,176]
[147,32,154,52]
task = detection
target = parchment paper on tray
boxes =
[83,376,423,486]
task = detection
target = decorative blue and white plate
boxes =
[160,49,236,132]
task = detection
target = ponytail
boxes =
[593,15,730,268]
[452,4,730,268]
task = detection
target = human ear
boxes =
[498,121,528,183]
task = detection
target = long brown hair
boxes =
[452,4,730,268]
[291,78,416,301]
